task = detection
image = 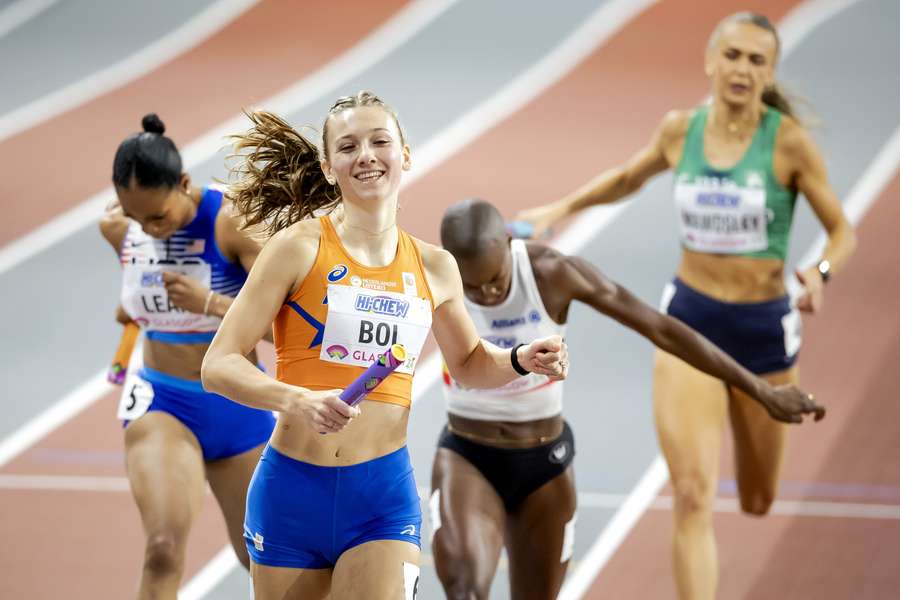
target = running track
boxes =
[1,1,897,598]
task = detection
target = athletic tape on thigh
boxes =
[403,562,420,600]
[428,489,441,543]
[561,513,577,563]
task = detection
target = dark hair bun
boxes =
[141,113,166,135]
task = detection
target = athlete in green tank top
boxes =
[673,105,797,260]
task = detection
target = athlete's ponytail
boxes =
[227,110,340,236]
[227,91,405,235]
[112,113,183,189]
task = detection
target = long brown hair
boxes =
[709,12,798,120]
[227,91,405,236]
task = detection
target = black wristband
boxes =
[510,343,529,376]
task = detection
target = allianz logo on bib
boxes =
[491,311,540,329]
[355,294,410,318]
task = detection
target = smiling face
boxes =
[706,20,778,108]
[116,174,194,239]
[320,105,410,206]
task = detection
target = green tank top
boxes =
[673,105,797,260]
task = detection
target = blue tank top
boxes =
[120,186,248,344]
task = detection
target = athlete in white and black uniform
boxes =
[430,199,823,600]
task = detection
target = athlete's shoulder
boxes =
[99,201,130,250]
[524,241,577,283]
[658,108,694,142]
[773,112,819,167]
[773,112,811,150]
[412,236,456,277]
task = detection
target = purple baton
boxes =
[339,344,408,407]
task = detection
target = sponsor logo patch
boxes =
[355,294,410,318]
[328,264,349,282]
[326,344,348,360]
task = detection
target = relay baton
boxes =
[108,322,140,385]
[339,344,407,407]
[506,220,535,239]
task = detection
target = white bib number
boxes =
[320,285,431,375]
[121,259,220,332]
[675,178,768,253]
[117,372,154,420]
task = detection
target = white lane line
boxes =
[558,1,889,598]
[178,546,239,600]
[8,474,900,522]
[0,370,112,468]
[0,0,57,39]
[0,0,259,144]
[0,473,130,492]
[0,0,459,277]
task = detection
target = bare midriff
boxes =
[270,401,410,466]
[143,339,258,381]
[677,249,787,303]
[447,413,564,449]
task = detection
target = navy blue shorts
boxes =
[244,444,422,569]
[135,367,275,461]
[661,278,801,375]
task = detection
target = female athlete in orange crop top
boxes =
[201,91,568,600]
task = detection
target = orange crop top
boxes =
[273,216,434,408]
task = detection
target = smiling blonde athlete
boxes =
[201,92,568,600]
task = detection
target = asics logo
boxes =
[401,524,416,536]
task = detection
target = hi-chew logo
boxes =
[326,345,349,360]
[328,264,349,282]
[355,294,410,318]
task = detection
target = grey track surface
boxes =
[2,0,898,598]
[0,0,224,115]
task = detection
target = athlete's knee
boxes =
[144,530,185,576]
[739,488,775,516]
[442,577,491,600]
[672,472,715,520]
[435,548,491,600]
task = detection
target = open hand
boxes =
[514,204,562,239]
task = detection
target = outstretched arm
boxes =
[514,110,685,237]
[558,253,823,423]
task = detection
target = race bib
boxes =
[117,371,154,420]
[121,259,220,332]
[320,285,431,375]
[675,178,768,253]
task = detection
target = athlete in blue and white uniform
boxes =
[100,114,274,597]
